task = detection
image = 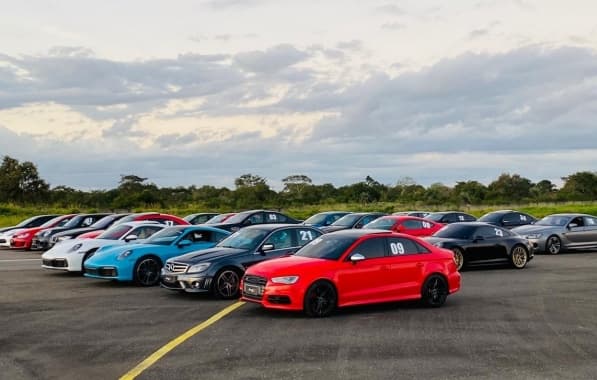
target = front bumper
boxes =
[41,258,70,271]
[30,237,51,251]
[84,265,119,279]
[160,270,213,293]
[240,276,303,311]
[10,238,30,249]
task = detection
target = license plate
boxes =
[243,284,263,296]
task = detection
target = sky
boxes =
[1,0,596,190]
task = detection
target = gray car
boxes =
[512,213,597,254]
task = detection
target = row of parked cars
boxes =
[2,208,597,317]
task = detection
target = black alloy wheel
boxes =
[304,281,337,318]
[215,269,241,299]
[421,275,448,308]
[134,256,162,286]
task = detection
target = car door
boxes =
[465,226,505,261]
[386,237,429,298]
[579,216,597,245]
[336,237,393,305]
[564,216,586,246]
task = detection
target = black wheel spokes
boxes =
[310,284,335,316]
[218,272,239,297]
[138,260,159,285]
[428,278,446,305]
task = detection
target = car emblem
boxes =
[165,263,174,271]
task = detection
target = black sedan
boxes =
[424,222,533,271]
[30,213,112,250]
[478,210,537,229]
[49,213,130,246]
[160,224,322,299]
[183,212,220,225]
[320,212,387,233]
[425,211,476,224]
[207,209,301,233]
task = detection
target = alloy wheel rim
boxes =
[548,237,561,254]
[137,259,159,285]
[512,247,527,267]
[453,249,463,270]
[217,271,239,297]
[309,284,335,316]
[427,277,447,305]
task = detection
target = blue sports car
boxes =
[83,225,231,286]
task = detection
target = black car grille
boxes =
[243,275,267,286]
[0,238,5,243]
[86,267,117,277]
[42,258,68,268]
[164,262,189,274]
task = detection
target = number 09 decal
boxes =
[390,242,405,255]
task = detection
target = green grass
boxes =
[2,201,597,228]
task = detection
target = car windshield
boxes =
[145,227,185,245]
[97,225,132,240]
[222,212,253,224]
[40,215,73,228]
[206,214,232,224]
[535,216,570,226]
[15,216,39,227]
[63,215,87,228]
[331,214,362,227]
[478,213,502,223]
[89,215,116,228]
[303,213,330,225]
[432,224,475,239]
[363,218,395,230]
[295,235,356,260]
[425,213,446,222]
[216,228,269,250]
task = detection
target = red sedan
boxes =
[363,215,444,237]
[241,229,460,317]
[10,214,75,249]
[77,212,190,238]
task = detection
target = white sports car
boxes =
[41,222,165,273]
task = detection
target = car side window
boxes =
[350,238,386,259]
[294,229,321,247]
[570,217,584,227]
[273,213,289,223]
[387,237,424,255]
[133,226,160,239]
[264,230,293,249]
[82,217,94,227]
[155,218,175,226]
[584,217,597,227]
[249,213,265,224]
[477,226,504,239]
[402,220,423,230]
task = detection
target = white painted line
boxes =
[0,259,41,262]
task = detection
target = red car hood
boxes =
[247,255,335,278]
[79,230,102,239]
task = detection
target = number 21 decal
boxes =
[299,230,314,241]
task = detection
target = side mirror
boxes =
[355,223,364,229]
[261,243,275,252]
[350,253,365,263]
[124,235,138,242]
[568,223,578,229]
[177,239,192,247]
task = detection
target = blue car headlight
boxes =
[117,250,133,260]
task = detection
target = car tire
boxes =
[133,256,162,286]
[451,247,465,271]
[420,274,448,308]
[303,280,337,318]
[80,249,98,274]
[510,245,529,269]
[546,235,561,255]
[213,268,241,299]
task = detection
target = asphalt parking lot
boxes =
[1,249,597,380]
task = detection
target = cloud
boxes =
[234,44,311,73]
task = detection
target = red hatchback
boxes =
[11,214,76,250]
[363,215,444,237]
[241,229,460,317]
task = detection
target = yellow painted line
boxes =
[120,301,245,380]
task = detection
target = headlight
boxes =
[58,236,72,241]
[15,233,30,239]
[271,276,299,284]
[433,242,443,248]
[525,234,542,239]
[41,231,51,237]
[69,243,83,253]
[188,262,210,273]
[117,250,133,260]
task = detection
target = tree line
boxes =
[1,155,596,211]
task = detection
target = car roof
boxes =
[118,221,163,228]
[326,229,391,238]
[243,223,312,231]
[546,213,593,217]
